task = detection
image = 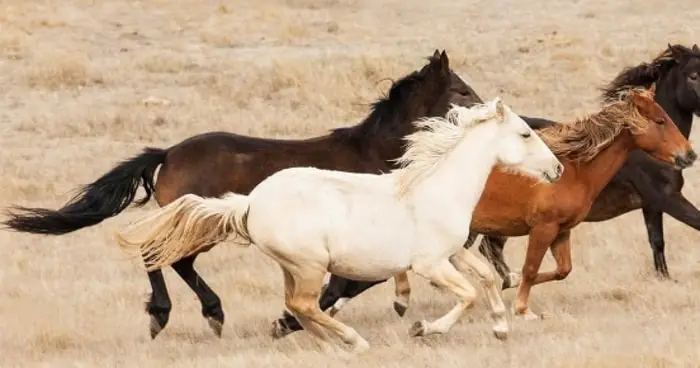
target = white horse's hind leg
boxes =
[409,259,477,336]
[392,272,411,317]
[451,248,509,340]
[282,268,334,349]
[286,268,369,353]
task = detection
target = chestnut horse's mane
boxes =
[600,44,699,102]
[538,87,653,163]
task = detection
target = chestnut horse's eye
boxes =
[655,119,666,125]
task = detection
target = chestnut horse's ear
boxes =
[649,82,657,95]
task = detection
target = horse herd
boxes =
[3,44,700,353]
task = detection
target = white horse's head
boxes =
[463,98,563,183]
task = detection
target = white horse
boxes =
[116,98,563,353]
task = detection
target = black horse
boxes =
[271,43,700,338]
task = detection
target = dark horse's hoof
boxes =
[270,320,293,339]
[393,301,408,317]
[207,317,224,338]
[150,315,165,339]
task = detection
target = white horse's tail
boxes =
[115,192,252,271]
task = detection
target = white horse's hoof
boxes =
[492,324,509,340]
[502,272,522,289]
[409,320,428,337]
[351,339,370,353]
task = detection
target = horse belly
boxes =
[327,220,414,281]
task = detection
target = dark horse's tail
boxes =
[2,147,167,235]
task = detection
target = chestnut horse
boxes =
[271,85,697,336]
[2,50,482,338]
[469,43,700,286]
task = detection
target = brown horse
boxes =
[271,85,696,336]
[467,86,695,319]
[2,50,482,338]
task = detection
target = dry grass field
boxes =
[1,0,699,367]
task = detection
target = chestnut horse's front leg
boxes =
[514,225,567,320]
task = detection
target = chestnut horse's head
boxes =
[629,85,696,169]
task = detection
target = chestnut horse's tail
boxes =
[2,147,167,235]
[115,193,252,271]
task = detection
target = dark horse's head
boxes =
[333,49,481,160]
[601,44,700,117]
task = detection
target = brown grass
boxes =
[0,0,699,367]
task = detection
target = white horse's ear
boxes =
[494,98,505,121]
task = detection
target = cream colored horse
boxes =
[116,99,563,353]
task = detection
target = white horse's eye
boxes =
[521,131,531,138]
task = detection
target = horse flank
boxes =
[393,103,499,196]
[537,87,652,162]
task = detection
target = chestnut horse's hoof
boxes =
[207,317,224,338]
[513,307,541,321]
[393,301,408,317]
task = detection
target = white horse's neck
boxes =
[408,121,501,231]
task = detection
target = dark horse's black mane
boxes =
[330,58,438,140]
[600,44,700,101]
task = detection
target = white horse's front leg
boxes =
[409,259,477,337]
[451,247,509,339]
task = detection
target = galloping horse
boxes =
[272,85,696,337]
[115,99,563,353]
[2,50,482,338]
[470,43,700,286]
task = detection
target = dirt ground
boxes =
[1,0,699,367]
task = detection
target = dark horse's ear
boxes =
[432,49,441,59]
[439,50,449,71]
[668,43,688,62]
[693,44,700,53]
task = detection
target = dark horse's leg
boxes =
[270,274,388,339]
[171,254,225,337]
[641,206,669,279]
[145,253,224,339]
[146,270,172,339]
[476,236,520,289]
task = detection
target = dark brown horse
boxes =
[272,43,700,338]
[2,50,483,339]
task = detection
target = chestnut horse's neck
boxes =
[571,130,636,201]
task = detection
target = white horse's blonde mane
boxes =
[393,102,502,196]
